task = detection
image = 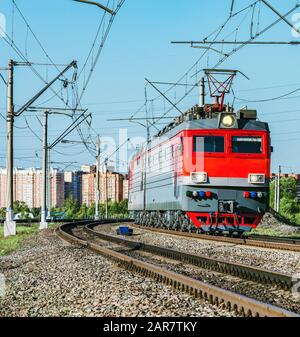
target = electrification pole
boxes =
[40,111,48,229]
[105,158,108,219]
[4,60,16,237]
[95,136,101,220]
[276,165,282,213]
[274,175,278,211]
[3,60,77,236]
[143,86,150,212]
[47,148,51,219]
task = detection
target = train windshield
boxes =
[194,136,224,153]
[232,136,262,154]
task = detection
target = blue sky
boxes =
[0,0,300,173]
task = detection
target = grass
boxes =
[0,225,39,256]
[0,224,58,257]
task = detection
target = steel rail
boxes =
[56,221,299,317]
[131,224,300,252]
[85,224,297,291]
[248,234,300,245]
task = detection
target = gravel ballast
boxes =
[259,213,300,235]
[0,229,235,317]
[96,224,300,276]
[82,225,300,314]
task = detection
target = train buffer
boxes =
[116,226,133,236]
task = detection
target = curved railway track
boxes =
[56,220,299,318]
[131,224,300,252]
[85,224,298,291]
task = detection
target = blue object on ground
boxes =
[116,226,133,236]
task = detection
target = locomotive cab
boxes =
[182,110,271,234]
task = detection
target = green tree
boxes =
[119,199,128,214]
[270,177,300,224]
[294,213,300,224]
[0,208,6,219]
[109,201,120,215]
[99,203,106,216]
[280,197,300,221]
[77,204,89,219]
[31,208,40,218]
[87,203,95,218]
[64,195,79,218]
[270,180,276,209]
[13,201,30,214]
[280,177,298,199]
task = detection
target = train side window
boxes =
[171,145,175,158]
[159,147,162,169]
[193,136,224,153]
[232,136,262,154]
[179,137,183,154]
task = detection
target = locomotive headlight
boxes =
[249,174,265,184]
[191,172,208,184]
[222,114,235,128]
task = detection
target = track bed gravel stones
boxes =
[95,224,300,275]
[259,213,300,235]
[0,229,235,317]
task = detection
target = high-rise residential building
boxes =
[82,173,96,206]
[81,171,128,205]
[0,167,65,209]
[0,168,7,208]
[81,164,114,174]
[123,177,129,200]
[64,171,83,205]
[0,166,129,210]
[81,165,97,174]
[49,168,65,208]
[99,172,128,203]
[0,168,40,208]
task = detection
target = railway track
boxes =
[131,224,300,252]
[85,224,298,291]
[56,220,299,317]
[246,234,300,245]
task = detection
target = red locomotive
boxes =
[128,70,271,235]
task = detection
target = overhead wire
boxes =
[1,2,96,163]
[24,117,42,142]
[52,149,86,157]
[212,2,300,69]
[11,0,69,80]
[150,1,300,132]
[73,0,126,159]
[77,0,110,80]
[3,1,300,169]
[76,0,125,105]
[140,1,261,128]
[234,86,300,103]
[0,27,72,109]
